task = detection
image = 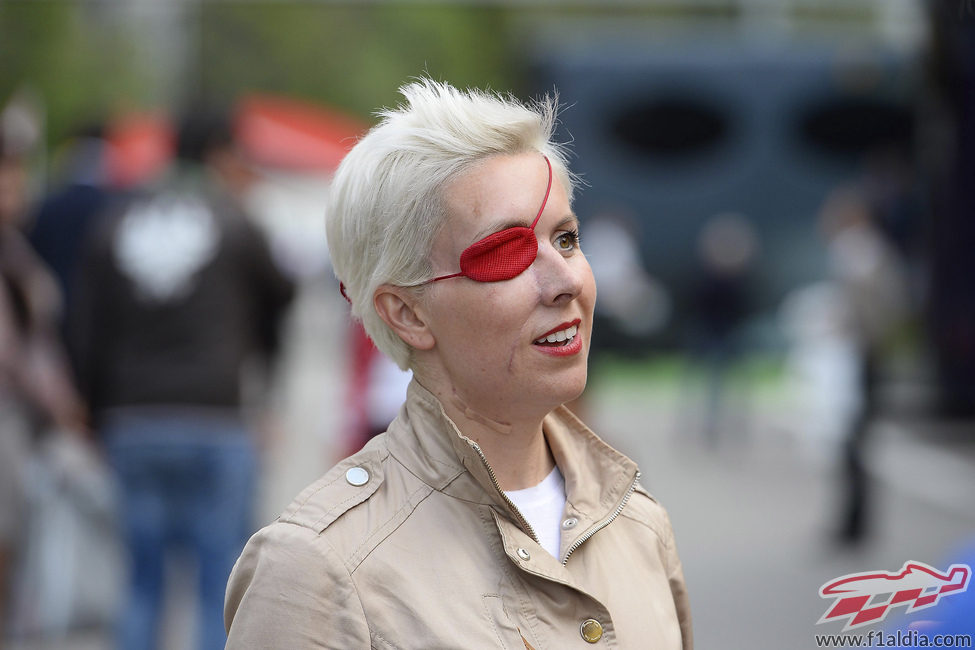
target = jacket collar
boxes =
[386,380,640,532]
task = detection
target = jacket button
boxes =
[516,548,531,561]
[345,467,369,486]
[580,618,603,643]
[561,517,578,529]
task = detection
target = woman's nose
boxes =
[534,242,586,305]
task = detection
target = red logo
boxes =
[818,561,971,631]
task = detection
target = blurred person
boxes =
[585,208,671,348]
[1,130,87,641]
[687,212,757,445]
[225,80,692,649]
[27,123,115,354]
[779,282,862,466]
[71,109,294,650]
[819,186,908,544]
[575,208,670,419]
[862,148,924,273]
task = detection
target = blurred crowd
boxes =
[0,88,419,649]
[0,99,299,649]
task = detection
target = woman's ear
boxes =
[373,285,436,351]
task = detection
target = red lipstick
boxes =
[535,333,583,357]
[532,318,583,357]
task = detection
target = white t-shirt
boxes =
[504,466,566,558]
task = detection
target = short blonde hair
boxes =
[326,78,574,369]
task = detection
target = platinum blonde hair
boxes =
[326,78,575,370]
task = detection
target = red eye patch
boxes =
[425,154,553,285]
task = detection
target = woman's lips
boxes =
[533,332,583,357]
[533,318,583,357]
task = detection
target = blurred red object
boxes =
[105,113,174,188]
[235,95,368,172]
[104,96,368,188]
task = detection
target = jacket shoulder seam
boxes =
[279,448,388,533]
[307,484,379,532]
[308,523,375,643]
[620,489,670,542]
[343,467,437,570]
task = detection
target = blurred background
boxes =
[1,0,973,649]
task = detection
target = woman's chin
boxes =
[541,371,588,411]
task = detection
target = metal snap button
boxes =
[580,618,603,643]
[561,517,579,530]
[345,467,369,486]
[516,548,531,561]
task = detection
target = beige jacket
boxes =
[226,381,693,649]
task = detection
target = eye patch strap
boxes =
[530,155,553,229]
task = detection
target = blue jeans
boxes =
[103,411,257,650]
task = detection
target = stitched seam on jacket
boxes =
[281,448,388,525]
[618,493,668,541]
[597,466,631,511]
[346,482,433,569]
[370,629,398,650]
[618,509,666,543]
[514,587,544,650]
[390,451,463,491]
[307,531,372,648]
[281,475,339,520]
[482,594,513,650]
[486,509,549,650]
[307,484,379,532]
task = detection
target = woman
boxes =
[225,79,693,649]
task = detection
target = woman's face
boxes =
[418,152,596,422]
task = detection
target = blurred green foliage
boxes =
[0,2,149,147]
[0,1,524,150]
[199,4,520,121]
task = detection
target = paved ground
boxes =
[10,285,974,649]
[586,371,975,650]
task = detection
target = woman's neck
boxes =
[429,382,556,491]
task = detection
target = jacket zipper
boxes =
[561,471,641,566]
[469,442,541,544]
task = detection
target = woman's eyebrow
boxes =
[554,214,580,231]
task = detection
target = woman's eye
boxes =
[555,230,580,252]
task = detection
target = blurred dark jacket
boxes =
[71,169,294,420]
[28,135,114,331]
